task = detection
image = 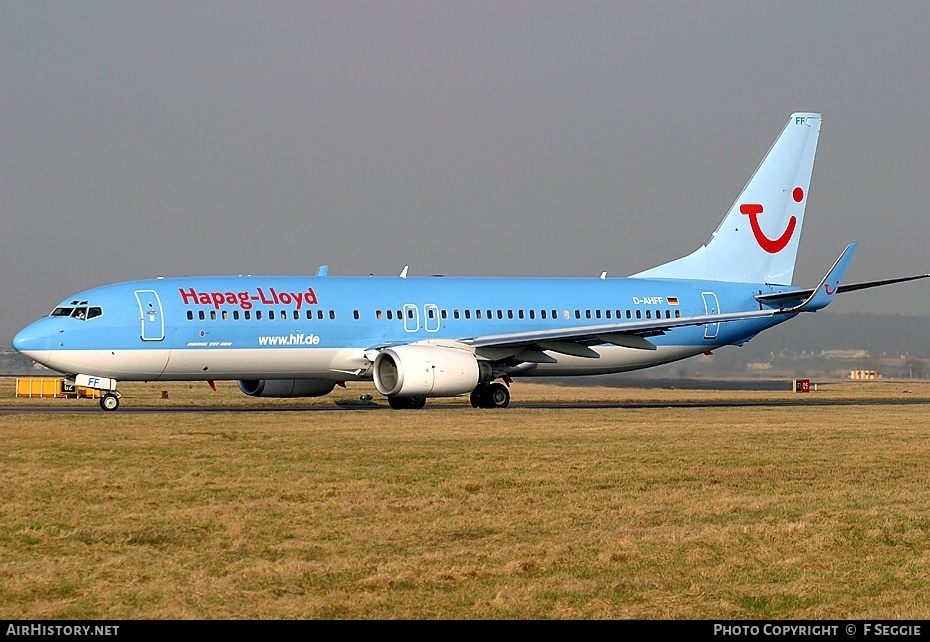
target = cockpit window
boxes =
[49,306,103,320]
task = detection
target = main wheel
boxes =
[100,393,120,411]
[470,385,487,408]
[486,382,510,408]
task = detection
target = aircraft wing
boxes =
[465,244,859,355]
[756,274,930,308]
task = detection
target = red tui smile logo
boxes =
[740,203,797,254]
[824,282,838,296]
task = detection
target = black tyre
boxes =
[486,382,510,408]
[100,393,120,411]
[470,385,486,408]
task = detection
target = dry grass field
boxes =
[2,377,930,619]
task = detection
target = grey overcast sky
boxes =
[2,1,929,345]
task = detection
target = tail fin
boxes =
[633,113,822,285]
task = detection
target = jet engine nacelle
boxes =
[237,379,337,398]
[373,345,491,397]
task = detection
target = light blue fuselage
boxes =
[14,274,790,382]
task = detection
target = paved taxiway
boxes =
[2,397,928,414]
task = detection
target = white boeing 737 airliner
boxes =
[14,113,929,410]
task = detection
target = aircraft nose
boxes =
[13,320,53,364]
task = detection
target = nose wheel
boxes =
[100,392,120,411]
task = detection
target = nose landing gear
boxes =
[100,392,121,411]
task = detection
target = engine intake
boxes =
[373,345,491,397]
[237,379,336,398]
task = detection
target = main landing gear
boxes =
[384,381,511,410]
[470,382,510,409]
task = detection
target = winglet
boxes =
[315,265,329,277]
[788,243,857,312]
[399,266,408,279]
